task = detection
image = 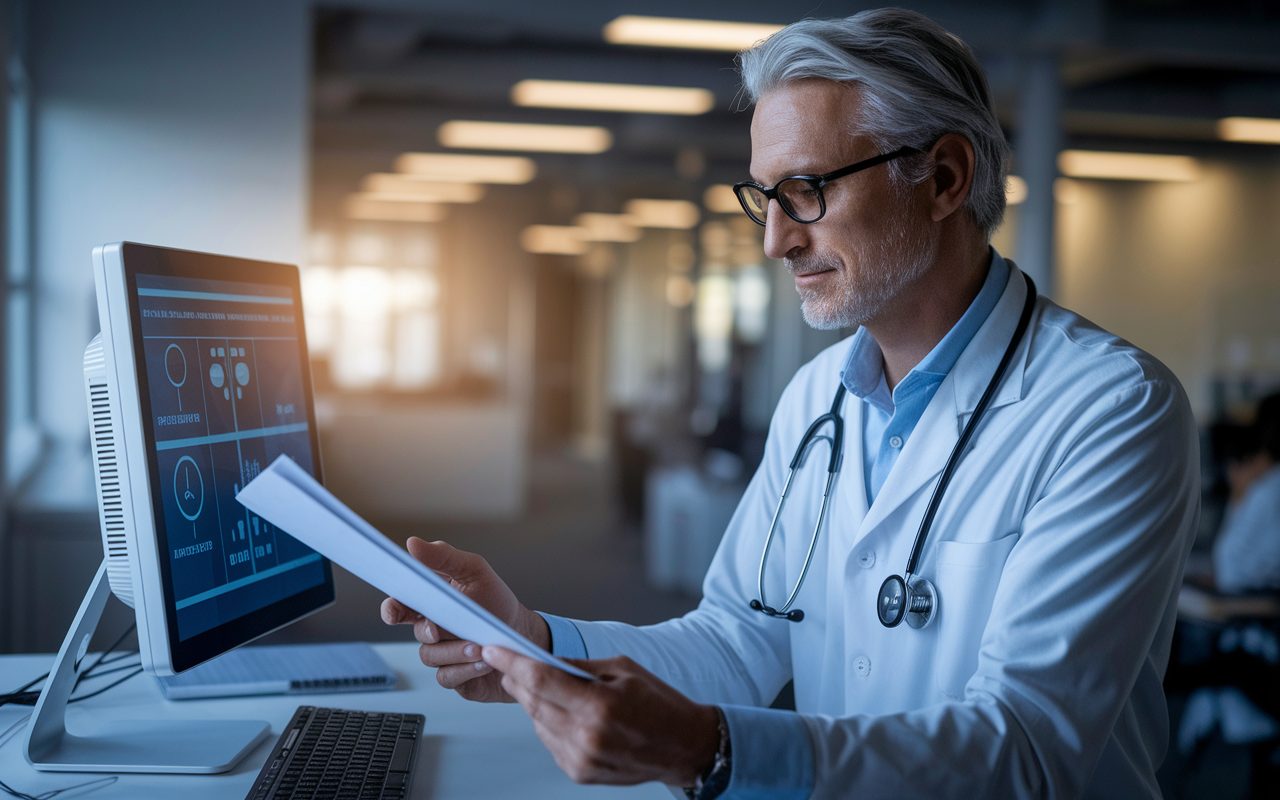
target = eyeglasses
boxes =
[733,146,920,226]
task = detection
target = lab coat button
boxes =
[857,550,875,569]
[889,435,903,449]
[854,656,871,677]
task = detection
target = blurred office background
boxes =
[0,0,1278,796]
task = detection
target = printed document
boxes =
[237,455,592,679]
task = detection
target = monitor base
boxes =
[24,561,271,773]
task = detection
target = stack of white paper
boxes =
[237,455,591,679]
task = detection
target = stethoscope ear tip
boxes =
[785,609,804,622]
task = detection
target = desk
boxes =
[0,643,672,800]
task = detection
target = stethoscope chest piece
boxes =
[877,574,938,629]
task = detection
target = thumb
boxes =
[405,538,490,583]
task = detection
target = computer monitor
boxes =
[25,242,334,773]
[84,241,334,675]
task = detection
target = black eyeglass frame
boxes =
[733,145,921,226]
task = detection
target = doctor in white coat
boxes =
[383,9,1199,799]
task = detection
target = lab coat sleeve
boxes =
[797,377,1198,799]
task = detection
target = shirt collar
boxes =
[840,249,1010,406]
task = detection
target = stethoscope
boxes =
[749,271,1038,628]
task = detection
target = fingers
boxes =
[405,537,492,584]
[418,639,483,668]
[482,646,581,710]
[435,660,497,690]
[380,597,421,626]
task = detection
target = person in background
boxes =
[1214,393,1280,594]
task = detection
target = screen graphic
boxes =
[136,274,325,641]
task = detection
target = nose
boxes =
[762,201,808,260]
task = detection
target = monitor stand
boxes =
[24,561,271,773]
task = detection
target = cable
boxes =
[1,623,139,707]
[0,775,117,800]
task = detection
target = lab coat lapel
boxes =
[855,264,1032,538]
[857,379,959,537]
[835,392,869,547]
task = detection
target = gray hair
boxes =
[738,9,1010,238]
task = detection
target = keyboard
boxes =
[245,706,424,800]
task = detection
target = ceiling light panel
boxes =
[703,185,743,214]
[625,199,701,229]
[574,213,642,242]
[520,225,589,255]
[394,153,537,184]
[1057,150,1200,182]
[603,15,783,51]
[1217,116,1280,144]
[361,175,486,202]
[346,195,448,223]
[511,79,715,115]
[438,120,613,154]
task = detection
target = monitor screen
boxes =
[121,245,333,671]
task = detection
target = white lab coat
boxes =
[571,265,1200,799]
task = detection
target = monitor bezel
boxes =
[120,242,334,673]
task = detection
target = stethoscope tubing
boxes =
[752,270,1039,624]
[903,271,1039,581]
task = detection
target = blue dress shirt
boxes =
[841,250,1008,505]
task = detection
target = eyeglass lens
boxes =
[738,179,824,225]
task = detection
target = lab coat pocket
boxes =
[934,534,1019,699]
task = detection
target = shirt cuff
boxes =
[536,612,588,660]
[718,704,814,800]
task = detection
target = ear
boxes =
[927,133,977,223]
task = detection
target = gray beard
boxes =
[788,218,936,331]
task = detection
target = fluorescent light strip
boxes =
[511,79,714,116]
[346,195,448,223]
[439,120,613,154]
[395,152,537,184]
[1057,150,1200,182]
[1005,175,1027,205]
[521,225,589,255]
[361,175,486,202]
[703,185,742,214]
[1217,116,1280,144]
[603,15,784,51]
[574,213,642,242]
[625,199,701,229]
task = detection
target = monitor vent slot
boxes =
[84,334,134,607]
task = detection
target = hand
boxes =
[380,537,550,702]
[481,646,721,787]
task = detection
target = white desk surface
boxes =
[0,642,673,800]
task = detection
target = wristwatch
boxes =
[685,707,731,800]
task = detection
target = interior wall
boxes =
[1054,155,1280,420]
[28,0,310,504]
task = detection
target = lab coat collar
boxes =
[855,258,1037,538]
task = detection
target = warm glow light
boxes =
[520,225,589,255]
[1217,116,1280,144]
[1005,175,1027,205]
[603,15,783,51]
[511,79,715,115]
[703,184,743,214]
[625,199,701,229]
[1057,150,1200,182]
[394,152,537,184]
[346,194,448,222]
[573,213,642,242]
[438,120,613,154]
[361,175,486,202]
[1054,178,1082,205]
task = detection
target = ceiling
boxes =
[310,0,1280,229]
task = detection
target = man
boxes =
[383,9,1199,798]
